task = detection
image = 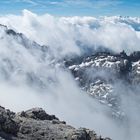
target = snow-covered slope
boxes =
[66,51,140,118]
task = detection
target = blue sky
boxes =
[0,0,140,17]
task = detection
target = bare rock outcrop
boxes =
[0,106,111,140]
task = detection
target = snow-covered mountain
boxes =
[65,51,140,118]
[100,16,140,31]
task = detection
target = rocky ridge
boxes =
[0,106,111,140]
[65,51,140,118]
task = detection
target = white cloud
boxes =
[0,10,140,56]
[47,0,123,9]
[0,26,120,139]
[12,0,38,6]
[0,10,140,140]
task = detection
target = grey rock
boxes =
[17,108,59,121]
[0,106,111,140]
[0,106,19,135]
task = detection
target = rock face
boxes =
[65,51,140,118]
[0,106,111,140]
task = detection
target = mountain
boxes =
[100,16,140,31]
[0,24,56,88]
[65,50,140,118]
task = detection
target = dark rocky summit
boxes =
[0,106,111,140]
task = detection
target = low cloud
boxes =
[0,10,140,57]
[0,10,140,140]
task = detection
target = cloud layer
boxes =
[0,10,140,140]
[0,10,140,57]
